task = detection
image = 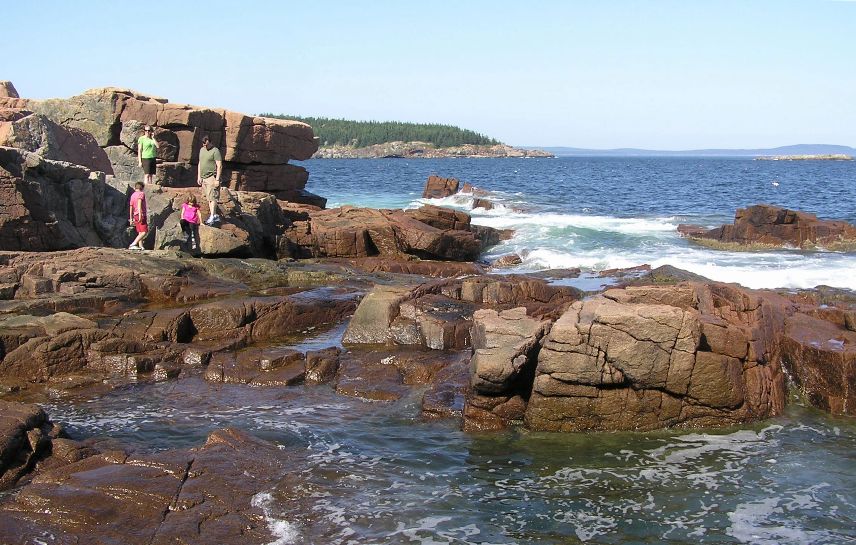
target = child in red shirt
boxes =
[128,182,148,250]
[180,195,201,250]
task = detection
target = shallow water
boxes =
[301,156,856,291]
[45,374,856,544]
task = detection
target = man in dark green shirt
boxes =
[197,135,223,225]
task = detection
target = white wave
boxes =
[473,211,679,234]
[251,492,300,545]
[490,243,856,291]
[727,495,835,545]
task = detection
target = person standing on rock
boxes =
[128,181,148,250]
[180,194,202,250]
[137,126,159,185]
[197,135,223,225]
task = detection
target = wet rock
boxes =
[0,400,56,490]
[492,254,523,268]
[463,307,550,429]
[0,428,292,545]
[334,350,410,401]
[472,198,494,210]
[781,312,856,416]
[305,347,341,384]
[205,347,306,386]
[422,174,459,199]
[679,204,856,251]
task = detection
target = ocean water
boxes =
[301,156,856,290]
[33,158,856,544]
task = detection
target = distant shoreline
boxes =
[755,154,853,161]
[312,142,554,159]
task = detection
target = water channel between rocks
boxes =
[40,325,856,545]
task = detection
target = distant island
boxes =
[538,144,856,157]
[755,154,852,161]
[261,114,552,159]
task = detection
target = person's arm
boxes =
[197,151,203,186]
[215,159,223,185]
[138,140,142,167]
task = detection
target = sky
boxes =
[4,0,855,149]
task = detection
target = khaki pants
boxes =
[202,176,220,202]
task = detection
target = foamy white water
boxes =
[412,193,856,291]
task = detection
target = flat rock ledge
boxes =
[678,204,856,251]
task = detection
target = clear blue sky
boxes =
[5,0,855,149]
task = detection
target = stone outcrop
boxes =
[343,276,582,351]
[0,85,323,206]
[423,175,459,199]
[678,204,856,251]
[781,309,856,416]
[0,146,292,257]
[0,146,124,251]
[283,204,502,261]
[0,82,17,99]
[458,282,798,432]
[524,283,791,431]
[0,401,61,490]
[0,108,113,173]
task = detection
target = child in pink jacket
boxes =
[180,195,201,250]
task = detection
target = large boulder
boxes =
[283,205,500,261]
[422,174,459,199]
[0,110,113,173]
[523,283,789,431]
[0,147,126,251]
[679,204,856,251]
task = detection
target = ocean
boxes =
[303,156,856,291]
[42,157,856,544]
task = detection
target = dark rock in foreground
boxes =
[0,427,296,545]
[678,204,856,251]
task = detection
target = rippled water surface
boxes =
[47,377,856,545]
[301,157,856,290]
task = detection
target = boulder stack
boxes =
[0,85,323,206]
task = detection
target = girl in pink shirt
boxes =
[180,195,201,250]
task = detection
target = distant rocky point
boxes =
[313,141,554,159]
[755,154,853,161]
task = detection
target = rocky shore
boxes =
[1,81,855,544]
[312,141,554,159]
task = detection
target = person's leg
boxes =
[191,223,199,249]
[180,219,191,245]
[130,229,146,249]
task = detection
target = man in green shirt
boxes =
[197,135,223,225]
[137,126,159,185]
